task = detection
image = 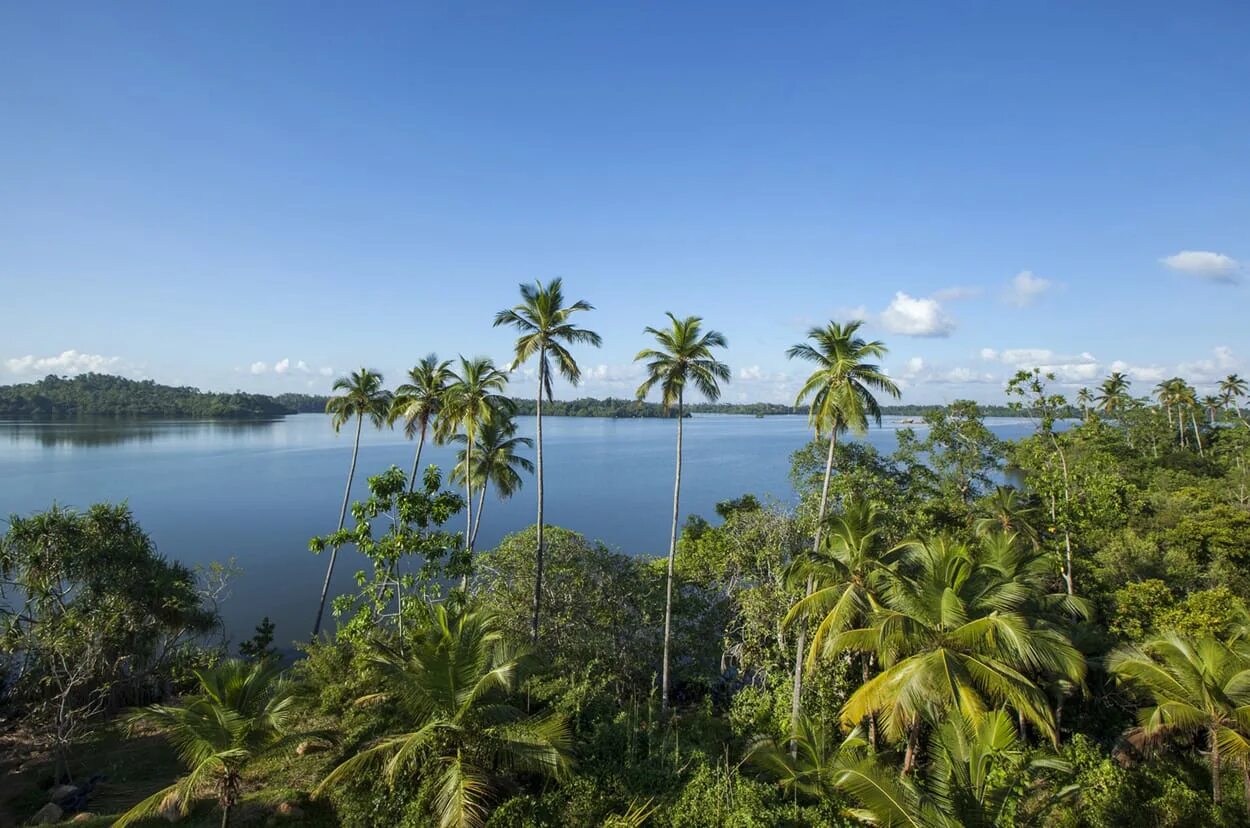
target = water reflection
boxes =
[1,418,283,448]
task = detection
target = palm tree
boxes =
[493,278,601,644]
[972,486,1041,549]
[439,357,513,564]
[314,604,573,828]
[1222,374,1249,427]
[391,354,453,493]
[831,710,1076,827]
[1095,372,1131,416]
[1203,395,1225,427]
[116,660,298,828]
[785,320,899,741]
[836,536,1086,771]
[451,415,534,548]
[1076,387,1093,421]
[1108,633,1250,807]
[634,313,730,712]
[747,715,867,803]
[314,368,392,637]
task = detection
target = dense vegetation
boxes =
[0,374,328,419]
[5,282,1250,826]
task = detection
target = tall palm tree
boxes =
[1095,372,1131,416]
[451,415,534,548]
[1203,395,1225,427]
[836,536,1086,771]
[439,357,513,564]
[1076,387,1094,421]
[493,278,601,644]
[314,368,392,637]
[390,354,453,493]
[116,660,299,828]
[314,605,573,828]
[634,313,730,712]
[785,320,899,741]
[1108,633,1250,807]
[1222,374,1249,427]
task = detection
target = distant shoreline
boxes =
[0,372,1028,420]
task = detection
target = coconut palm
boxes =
[746,715,868,803]
[1222,374,1249,427]
[314,604,573,828]
[634,313,730,712]
[785,320,899,739]
[1075,387,1093,421]
[391,354,453,493]
[836,536,1086,770]
[972,486,1041,549]
[438,357,513,562]
[1108,633,1250,807]
[314,368,392,636]
[831,710,1076,827]
[115,660,299,828]
[1095,372,1131,416]
[451,415,534,548]
[1203,395,1225,427]
[493,278,601,644]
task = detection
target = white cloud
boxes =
[1178,346,1243,385]
[274,358,291,375]
[739,365,763,381]
[1004,271,1053,307]
[250,361,269,375]
[5,349,127,376]
[319,366,334,377]
[1160,250,1241,282]
[879,292,957,337]
[296,360,312,374]
[1108,359,1166,384]
[933,286,981,301]
[990,348,1100,384]
[979,348,998,361]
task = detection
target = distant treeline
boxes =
[0,373,1032,420]
[0,374,329,419]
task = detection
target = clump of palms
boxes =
[634,312,730,712]
[494,278,601,644]
[391,354,453,492]
[315,368,392,636]
[836,534,1086,770]
[115,659,299,828]
[438,357,514,562]
[786,320,898,739]
[1108,632,1250,807]
[314,604,573,828]
[451,415,534,549]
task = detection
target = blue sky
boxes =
[2,2,1247,404]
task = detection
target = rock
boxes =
[29,802,63,825]
[276,801,304,819]
[294,740,325,757]
[72,814,95,823]
[49,783,78,803]
[159,790,184,822]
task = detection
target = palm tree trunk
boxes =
[1191,410,1204,456]
[313,413,362,637]
[1241,758,1250,815]
[903,720,919,774]
[863,655,877,751]
[221,803,230,828]
[462,430,473,590]
[790,430,837,752]
[471,482,487,548]
[661,392,683,713]
[407,425,428,493]
[1213,726,1223,804]
[531,352,545,645]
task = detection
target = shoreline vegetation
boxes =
[0,372,1037,420]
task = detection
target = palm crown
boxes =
[493,277,602,399]
[788,320,899,437]
[391,354,453,439]
[326,368,392,432]
[634,313,730,409]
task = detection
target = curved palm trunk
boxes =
[790,430,836,751]
[1191,410,1205,456]
[462,431,474,590]
[532,353,546,644]
[312,413,362,637]
[661,392,683,713]
[470,481,487,548]
[407,424,428,493]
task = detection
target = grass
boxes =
[2,718,342,826]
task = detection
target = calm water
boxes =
[0,414,1038,643]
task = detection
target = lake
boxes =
[0,414,1039,644]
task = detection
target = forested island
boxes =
[0,373,1028,421]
